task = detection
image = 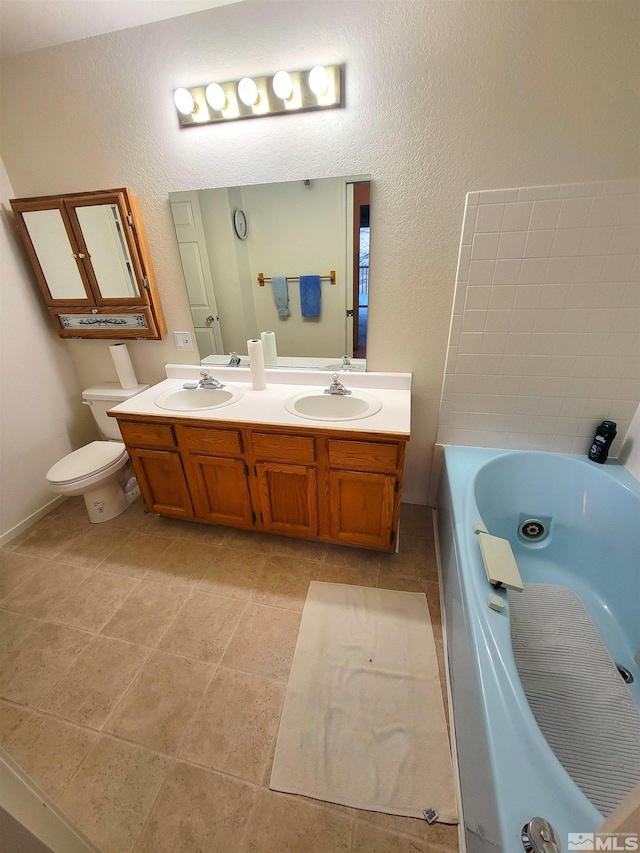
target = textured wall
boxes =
[1,1,638,503]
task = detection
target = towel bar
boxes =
[258,271,336,286]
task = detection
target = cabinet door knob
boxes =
[71,253,78,259]
[91,308,98,314]
[78,253,86,259]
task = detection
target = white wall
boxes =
[0,158,95,543]
[620,402,640,481]
[438,180,640,455]
[1,0,638,504]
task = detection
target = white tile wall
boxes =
[438,180,640,459]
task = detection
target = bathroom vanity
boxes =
[110,366,411,551]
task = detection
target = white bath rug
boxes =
[270,581,458,823]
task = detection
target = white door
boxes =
[170,191,223,357]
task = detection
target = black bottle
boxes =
[588,420,617,463]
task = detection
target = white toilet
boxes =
[46,383,149,524]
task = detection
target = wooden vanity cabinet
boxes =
[10,188,166,340]
[114,415,406,551]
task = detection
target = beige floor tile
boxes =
[0,561,92,619]
[272,536,327,562]
[0,608,39,656]
[0,552,45,600]
[100,532,175,579]
[139,513,230,544]
[40,634,149,729]
[225,528,278,553]
[142,538,216,587]
[159,591,245,662]
[0,699,33,742]
[355,810,459,849]
[323,543,383,573]
[3,710,97,802]
[10,516,86,561]
[53,523,125,570]
[222,603,301,682]
[353,817,457,852]
[379,536,439,582]
[132,760,256,853]
[314,563,379,588]
[252,558,314,611]
[0,623,91,707]
[101,580,190,646]
[196,546,266,600]
[47,497,88,523]
[399,503,435,539]
[48,571,140,632]
[377,573,431,593]
[180,666,284,783]
[58,735,171,853]
[105,650,213,754]
[107,497,149,531]
[240,788,352,853]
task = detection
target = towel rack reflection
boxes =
[257,271,336,286]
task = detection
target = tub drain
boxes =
[617,664,634,685]
[519,519,547,541]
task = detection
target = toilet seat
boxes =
[46,441,128,486]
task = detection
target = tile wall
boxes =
[620,401,640,480]
[438,179,640,461]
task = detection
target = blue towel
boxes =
[300,275,321,318]
[271,276,290,317]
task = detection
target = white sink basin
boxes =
[154,385,243,412]
[285,389,382,421]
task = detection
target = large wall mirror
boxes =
[169,175,370,369]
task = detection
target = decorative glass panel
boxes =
[58,313,149,329]
[75,204,140,299]
[23,209,87,299]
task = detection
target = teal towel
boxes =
[300,275,321,318]
[271,276,290,317]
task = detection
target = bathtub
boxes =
[437,446,640,852]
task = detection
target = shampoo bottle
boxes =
[588,420,617,464]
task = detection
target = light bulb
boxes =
[173,87,196,115]
[308,65,330,96]
[205,82,227,111]
[238,77,259,106]
[273,70,294,101]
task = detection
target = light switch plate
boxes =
[174,331,193,351]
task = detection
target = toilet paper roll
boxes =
[247,339,266,391]
[109,342,139,390]
[261,331,278,367]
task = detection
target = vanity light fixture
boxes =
[173,64,343,128]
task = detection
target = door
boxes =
[351,182,370,358]
[128,448,193,518]
[256,462,318,537]
[329,469,394,549]
[170,191,223,357]
[187,454,254,528]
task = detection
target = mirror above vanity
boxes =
[169,175,370,369]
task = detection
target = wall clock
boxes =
[233,208,248,240]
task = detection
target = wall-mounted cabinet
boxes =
[10,188,166,340]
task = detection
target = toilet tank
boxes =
[82,383,149,440]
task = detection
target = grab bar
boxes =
[474,523,524,592]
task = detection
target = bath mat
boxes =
[270,581,458,823]
[508,583,640,817]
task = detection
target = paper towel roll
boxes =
[109,343,139,390]
[261,331,278,367]
[247,339,266,391]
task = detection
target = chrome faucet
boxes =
[325,372,352,395]
[341,355,352,369]
[199,369,225,389]
[227,352,241,367]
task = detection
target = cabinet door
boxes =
[329,470,395,549]
[128,448,193,518]
[187,455,254,528]
[256,462,318,538]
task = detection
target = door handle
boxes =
[205,316,215,324]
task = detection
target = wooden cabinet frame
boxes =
[112,413,407,551]
[10,188,166,340]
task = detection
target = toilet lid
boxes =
[46,441,127,485]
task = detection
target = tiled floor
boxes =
[0,498,459,853]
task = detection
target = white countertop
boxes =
[109,365,412,437]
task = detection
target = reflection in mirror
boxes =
[22,209,87,299]
[75,205,140,299]
[169,175,370,369]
